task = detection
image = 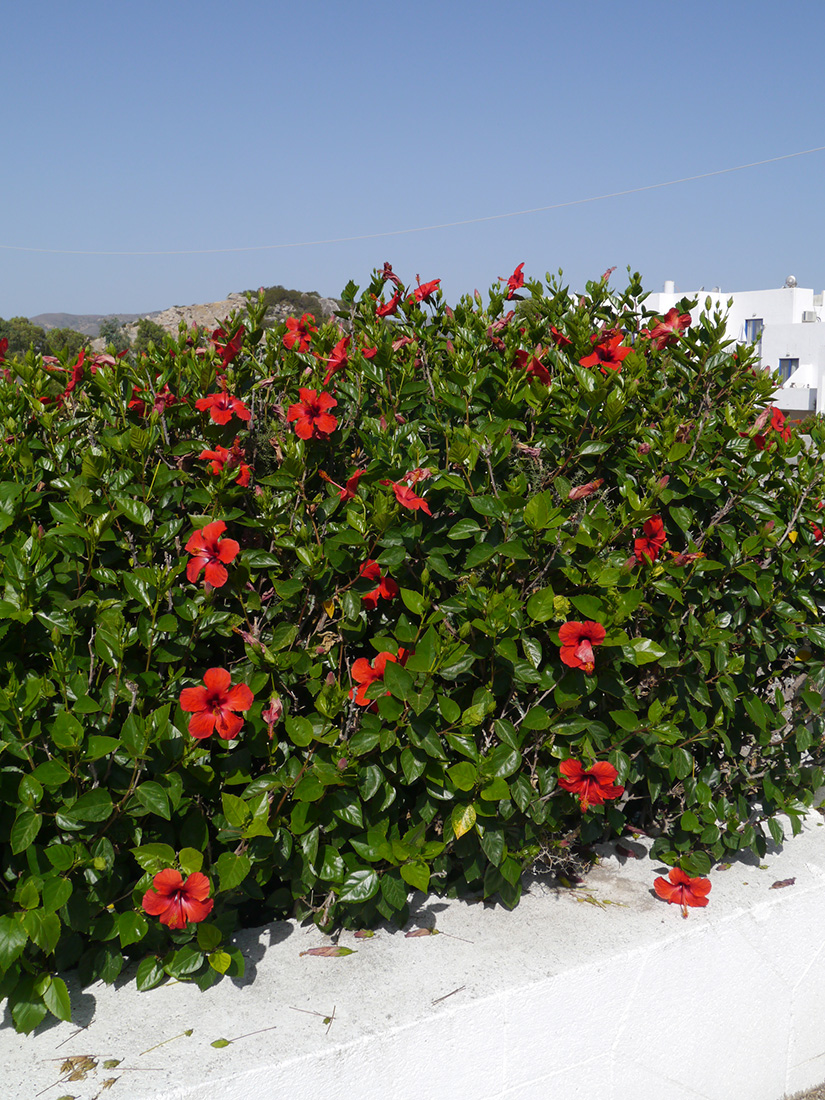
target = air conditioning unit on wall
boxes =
[802,311,819,322]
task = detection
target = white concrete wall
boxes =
[5,813,825,1100]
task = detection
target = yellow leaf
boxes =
[451,803,477,840]
[323,599,336,617]
[788,530,798,543]
[209,950,232,974]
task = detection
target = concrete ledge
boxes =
[5,815,825,1100]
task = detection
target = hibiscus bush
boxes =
[1,263,825,1032]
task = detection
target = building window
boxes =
[745,318,763,343]
[778,358,799,382]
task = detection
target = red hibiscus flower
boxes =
[558,620,606,673]
[634,515,666,562]
[211,323,245,367]
[142,869,214,929]
[359,559,399,610]
[558,758,624,812]
[549,325,572,350]
[568,478,604,501]
[179,667,254,740]
[667,549,705,566]
[287,388,338,440]
[319,468,366,501]
[129,383,177,417]
[812,524,824,545]
[412,277,441,303]
[349,650,410,706]
[316,335,350,386]
[375,291,402,318]
[185,520,240,588]
[653,866,712,918]
[379,261,402,287]
[0,337,7,362]
[195,390,251,425]
[770,406,792,442]
[283,313,317,352]
[381,479,432,515]
[643,307,691,350]
[501,262,525,299]
[513,347,552,385]
[199,443,251,486]
[579,331,632,372]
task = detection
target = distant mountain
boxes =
[28,312,160,337]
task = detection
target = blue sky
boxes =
[3,0,825,317]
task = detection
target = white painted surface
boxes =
[4,815,825,1100]
[646,282,825,414]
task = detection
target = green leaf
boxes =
[11,811,42,854]
[286,715,314,747]
[41,975,71,1022]
[179,848,204,875]
[131,843,176,873]
[383,659,414,700]
[625,637,666,665]
[221,793,250,828]
[118,911,148,948]
[135,782,170,820]
[117,496,152,526]
[136,957,166,992]
[0,914,28,969]
[400,861,430,892]
[400,588,428,616]
[338,868,380,903]
[609,709,639,732]
[215,852,251,892]
[526,587,555,622]
[68,789,113,822]
[380,871,408,911]
[521,706,550,730]
[448,761,478,791]
[41,878,72,913]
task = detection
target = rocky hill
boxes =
[30,286,341,345]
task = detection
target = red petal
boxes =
[187,711,216,739]
[203,560,228,587]
[179,685,209,712]
[217,538,240,563]
[202,667,231,694]
[215,711,243,740]
[225,683,254,711]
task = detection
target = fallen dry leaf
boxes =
[770,877,796,889]
[299,946,355,957]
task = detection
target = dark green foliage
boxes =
[0,316,47,356]
[98,316,131,354]
[0,266,823,1032]
[133,318,168,356]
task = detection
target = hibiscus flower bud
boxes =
[337,757,348,770]
[325,671,336,686]
[394,413,406,424]
[568,479,604,501]
[637,443,651,455]
[657,475,670,490]
[379,416,387,431]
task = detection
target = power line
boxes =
[2,144,823,258]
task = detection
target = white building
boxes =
[644,277,825,417]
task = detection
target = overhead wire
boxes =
[1,145,823,258]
